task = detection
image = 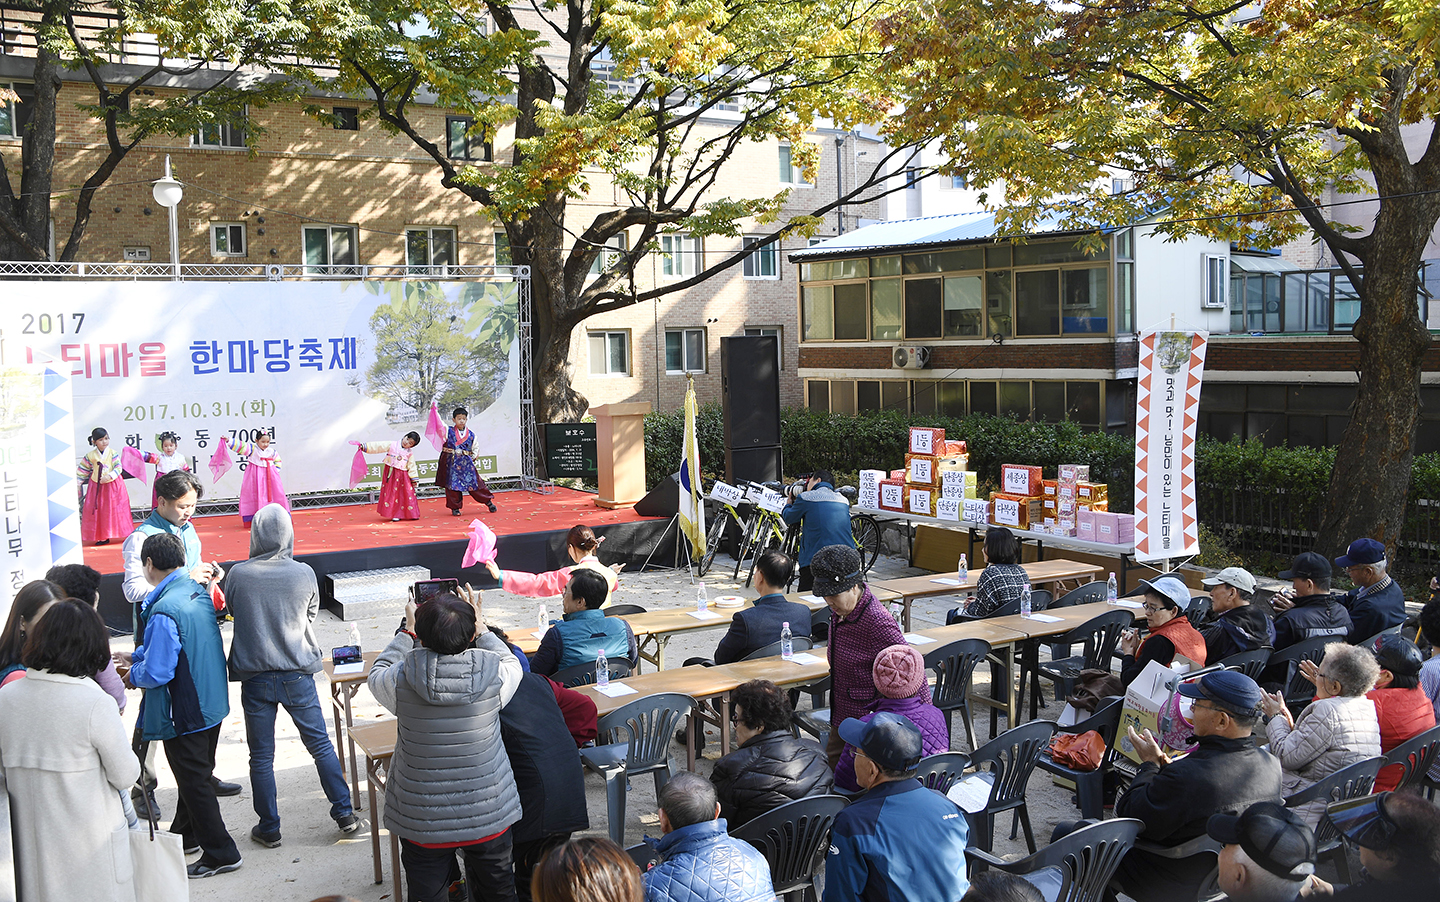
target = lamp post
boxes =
[152,155,184,279]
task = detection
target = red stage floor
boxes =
[83,488,653,575]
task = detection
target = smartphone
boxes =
[413,578,460,605]
[332,645,362,666]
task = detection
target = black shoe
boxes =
[212,778,242,797]
[451,509,461,516]
[336,814,367,835]
[487,503,497,513]
[187,857,242,878]
[179,836,200,855]
[131,786,162,820]
[250,825,281,848]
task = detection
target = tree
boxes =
[877,0,1440,556]
[311,0,911,425]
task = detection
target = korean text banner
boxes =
[0,281,521,506]
[1133,331,1207,563]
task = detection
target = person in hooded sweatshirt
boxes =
[226,503,363,848]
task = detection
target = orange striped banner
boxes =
[1134,331,1207,562]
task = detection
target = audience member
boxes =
[529,569,638,677]
[1270,553,1350,650]
[945,527,1030,622]
[1201,567,1275,662]
[813,543,905,768]
[1112,670,1282,902]
[1333,539,1406,644]
[1306,791,1440,900]
[823,713,970,902]
[1260,643,1380,825]
[114,532,242,877]
[1366,635,1435,791]
[40,563,128,710]
[641,771,773,902]
[960,872,1044,902]
[711,552,810,664]
[782,470,856,592]
[710,679,833,826]
[368,591,523,902]
[0,579,64,684]
[486,524,622,608]
[532,837,642,902]
[225,504,361,848]
[834,644,948,792]
[1206,802,1316,902]
[0,599,141,902]
[1420,600,1440,728]
[1118,575,1207,685]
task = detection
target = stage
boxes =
[91,487,672,630]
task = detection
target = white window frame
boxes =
[742,236,779,279]
[209,222,246,257]
[665,328,706,374]
[660,233,700,279]
[406,226,457,271]
[745,325,783,371]
[302,224,359,276]
[779,144,811,186]
[588,233,629,277]
[193,107,247,149]
[587,330,630,376]
[1204,254,1228,309]
[949,174,967,189]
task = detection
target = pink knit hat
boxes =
[872,644,925,699]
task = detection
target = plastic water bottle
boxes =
[1107,572,1118,604]
[781,622,794,660]
[596,648,610,688]
[958,553,969,582]
[537,604,549,637]
[349,623,362,651]
[696,583,708,614]
[1021,584,1033,618]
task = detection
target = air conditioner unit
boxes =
[893,345,931,369]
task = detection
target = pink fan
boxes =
[461,518,498,568]
[121,445,148,486]
[349,446,369,489]
[209,437,233,482]
[425,403,446,454]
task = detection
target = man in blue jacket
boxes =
[642,771,772,902]
[529,569,638,676]
[1333,538,1407,644]
[782,470,854,592]
[824,712,970,902]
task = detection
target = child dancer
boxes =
[140,431,190,509]
[434,407,496,516]
[77,427,134,545]
[219,432,290,524]
[352,432,422,521]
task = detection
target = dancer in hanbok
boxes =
[138,431,191,509]
[434,407,496,515]
[219,433,290,524]
[77,428,134,546]
[352,431,422,520]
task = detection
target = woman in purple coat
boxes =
[834,644,949,791]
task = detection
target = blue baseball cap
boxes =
[1335,538,1386,569]
[838,712,923,772]
[1178,669,1264,718]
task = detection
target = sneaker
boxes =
[183,842,201,855]
[187,857,242,878]
[212,778,242,797]
[250,825,282,848]
[336,814,367,835]
[487,503,497,513]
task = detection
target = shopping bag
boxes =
[129,784,189,900]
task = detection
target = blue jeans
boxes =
[241,671,353,832]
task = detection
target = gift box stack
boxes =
[902,427,978,517]
[991,463,1044,530]
[858,469,886,509]
[1050,464,1088,536]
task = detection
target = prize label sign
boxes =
[710,481,744,506]
[935,497,960,521]
[909,458,933,485]
[963,499,989,523]
[908,488,932,516]
[880,482,903,509]
[992,497,1021,527]
[1002,467,1033,495]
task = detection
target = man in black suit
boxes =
[712,551,812,663]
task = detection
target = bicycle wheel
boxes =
[851,513,881,574]
[699,509,730,576]
[732,510,761,580]
[745,520,787,588]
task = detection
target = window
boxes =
[950,174,967,189]
[779,145,810,185]
[745,326,783,370]
[802,283,867,340]
[1116,228,1135,334]
[406,227,456,270]
[588,233,629,276]
[661,233,700,278]
[588,331,629,376]
[193,109,246,148]
[210,223,245,257]
[303,225,359,275]
[494,231,512,266]
[333,106,359,130]
[742,237,778,279]
[0,82,35,138]
[1112,177,1134,195]
[446,117,491,161]
[904,168,920,189]
[1204,254,1228,310]
[665,329,706,373]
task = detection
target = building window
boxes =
[1112,177,1135,195]
[406,227,456,270]
[810,378,1102,426]
[333,106,359,130]
[210,223,245,257]
[742,237,778,279]
[745,326,783,370]
[588,233,629,276]
[904,168,920,189]
[447,117,491,161]
[661,233,700,278]
[587,331,630,376]
[193,109,246,148]
[665,328,706,373]
[0,82,35,138]
[302,224,359,275]
[779,145,810,185]
[1116,228,1135,334]
[1204,254,1228,311]
[494,231,511,266]
[950,174,967,189]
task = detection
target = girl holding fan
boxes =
[77,427,133,545]
[351,432,422,520]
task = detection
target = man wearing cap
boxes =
[1366,635,1435,792]
[823,712,969,902]
[1207,802,1316,902]
[1118,575,1207,686]
[782,470,855,593]
[1270,552,1350,650]
[1201,567,1276,663]
[1333,539,1406,644]
[1113,670,1282,902]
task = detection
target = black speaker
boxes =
[722,336,781,447]
[633,472,681,518]
[725,445,782,484]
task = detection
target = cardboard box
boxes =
[906,453,938,487]
[1118,661,1177,765]
[963,498,990,524]
[989,492,1043,530]
[1043,497,1057,515]
[909,427,945,456]
[1078,482,1109,505]
[940,470,978,500]
[1001,464,1044,497]
[1058,464,1091,483]
[879,479,906,512]
[943,440,967,457]
[858,469,885,509]
[1053,517,1076,537]
[890,469,908,481]
[907,486,935,517]
[1077,508,1098,542]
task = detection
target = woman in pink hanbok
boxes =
[76,428,134,545]
[220,433,290,524]
[352,431,422,521]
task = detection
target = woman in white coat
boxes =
[0,598,140,902]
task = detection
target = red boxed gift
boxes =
[879,479,907,512]
[1001,464,1044,497]
[909,427,945,456]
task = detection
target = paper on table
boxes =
[1109,599,1144,609]
[787,652,823,665]
[1022,613,1064,622]
[903,633,937,645]
[686,609,723,620]
[332,662,364,675]
[930,578,962,586]
[800,595,823,603]
[595,683,639,698]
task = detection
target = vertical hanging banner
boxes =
[1134,331,1207,562]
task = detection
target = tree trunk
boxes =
[0,45,59,261]
[513,205,590,426]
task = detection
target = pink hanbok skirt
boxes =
[377,465,420,520]
[239,465,290,523]
[81,480,134,544]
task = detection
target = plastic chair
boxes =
[732,794,850,902]
[578,692,697,844]
[967,817,1145,902]
[550,659,632,688]
[625,841,659,872]
[1036,697,1124,821]
[1288,756,1383,885]
[1130,833,1223,902]
[743,637,815,660]
[1214,647,1271,680]
[1030,589,1054,611]
[925,638,991,751]
[962,720,1056,853]
[913,751,973,795]
[1263,636,1343,712]
[1358,624,1402,650]
[605,604,648,617]
[1186,595,1215,629]
[1045,581,1109,658]
[792,704,831,742]
[1381,723,1440,793]
[1025,610,1132,720]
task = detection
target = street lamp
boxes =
[152,155,183,279]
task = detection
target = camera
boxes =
[785,477,811,500]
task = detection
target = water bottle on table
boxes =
[596,648,610,688]
[1106,572,1118,603]
[781,622,793,660]
[537,604,549,637]
[695,583,708,614]
[1020,584,1033,618]
[958,553,968,582]
[349,623,362,651]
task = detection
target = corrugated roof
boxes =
[789,210,1098,260]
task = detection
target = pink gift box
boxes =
[1094,511,1135,545]
[1076,507,1098,542]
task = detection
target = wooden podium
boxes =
[590,402,651,509]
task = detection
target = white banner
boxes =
[1134,331,1207,562]
[0,281,522,505]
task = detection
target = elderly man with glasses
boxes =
[1333,539,1407,645]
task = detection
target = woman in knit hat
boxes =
[832,643,950,792]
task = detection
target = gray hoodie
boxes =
[226,503,323,680]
